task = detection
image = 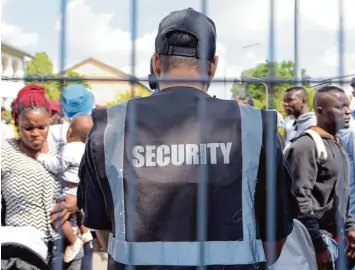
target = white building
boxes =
[1,42,33,109]
[65,57,150,105]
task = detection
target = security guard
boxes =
[77,8,298,270]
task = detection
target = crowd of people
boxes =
[2,6,355,270]
[1,84,98,269]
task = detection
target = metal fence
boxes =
[1,0,353,269]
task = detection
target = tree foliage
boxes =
[231,60,314,113]
[25,52,90,101]
[105,86,151,107]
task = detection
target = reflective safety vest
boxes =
[102,93,266,266]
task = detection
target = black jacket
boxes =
[285,128,355,253]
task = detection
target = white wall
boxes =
[72,63,118,78]
[89,82,131,104]
[1,52,25,76]
[70,62,133,105]
[1,51,26,103]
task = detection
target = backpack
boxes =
[284,129,328,163]
[304,129,328,163]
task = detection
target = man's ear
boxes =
[152,53,161,77]
[316,106,323,115]
[67,127,72,137]
[208,56,218,79]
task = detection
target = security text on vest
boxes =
[132,142,232,167]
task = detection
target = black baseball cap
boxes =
[351,77,355,87]
[155,8,217,60]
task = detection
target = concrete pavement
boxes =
[93,252,108,269]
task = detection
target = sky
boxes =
[2,0,355,98]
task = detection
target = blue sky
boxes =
[2,0,355,98]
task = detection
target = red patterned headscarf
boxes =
[12,84,51,125]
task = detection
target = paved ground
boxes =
[93,252,108,269]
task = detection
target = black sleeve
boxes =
[254,110,298,242]
[345,204,355,233]
[1,196,5,226]
[77,108,113,231]
[285,136,328,253]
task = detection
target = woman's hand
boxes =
[50,195,78,228]
[34,141,48,159]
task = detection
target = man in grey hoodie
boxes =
[283,86,317,147]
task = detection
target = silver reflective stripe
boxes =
[104,101,265,265]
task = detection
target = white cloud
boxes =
[55,0,157,55]
[319,47,355,77]
[1,22,39,48]
[52,0,355,99]
[56,0,238,98]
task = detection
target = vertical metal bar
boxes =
[197,0,208,269]
[338,0,344,79]
[337,0,346,269]
[126,0,138,269]
[294,0,300,86]
[130,0,138,99]
[266,0,277,264]
[267,0,275,110]
[55,0,67,269]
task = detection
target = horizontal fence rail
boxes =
[1,76,354,85]
[2,0,351,268]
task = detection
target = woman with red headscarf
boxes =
[1,85,83,269]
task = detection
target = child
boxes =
[36,115,93,263]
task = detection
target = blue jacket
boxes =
[338,124,355,217]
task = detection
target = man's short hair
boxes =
[1,106,5,112]
[313,85,345,110]
[159,31,202,72]
[316,85,345,94]
[285,86,309,101]
[155,8,216,73]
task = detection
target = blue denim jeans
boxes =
[81,241,94,270]
[323,235,355,270]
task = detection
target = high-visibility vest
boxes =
[101,92,266,266]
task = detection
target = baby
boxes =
[36,115,93,263]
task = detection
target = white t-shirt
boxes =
[1,122,15,141]
[283,116,296,144]
[47,122,70,144]
[37,141,85,184]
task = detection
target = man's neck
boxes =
[317,124,336,137]
[294,108,310,119]
[158,69,208,92]
[159,83,205,91]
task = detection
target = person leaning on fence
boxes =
[285,85,355,269]
[76,7,298,270]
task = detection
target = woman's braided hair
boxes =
[12,84,51,125]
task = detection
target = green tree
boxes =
[25,52,60,100]
[25,52,90,101]
[231,60,313,113]
[62,70,91,89]
[105,86,151,107]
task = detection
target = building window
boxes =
[2,56,8,71]
[12,59,19,73]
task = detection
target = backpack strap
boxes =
[304,129,328,162]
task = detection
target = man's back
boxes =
[78,86,297,270]
[114,87,251,243]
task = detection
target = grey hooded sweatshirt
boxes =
[291,112,317,140]
[284,112,317,150]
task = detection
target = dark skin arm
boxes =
[50,195,78,227]
[262,240,286,265]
